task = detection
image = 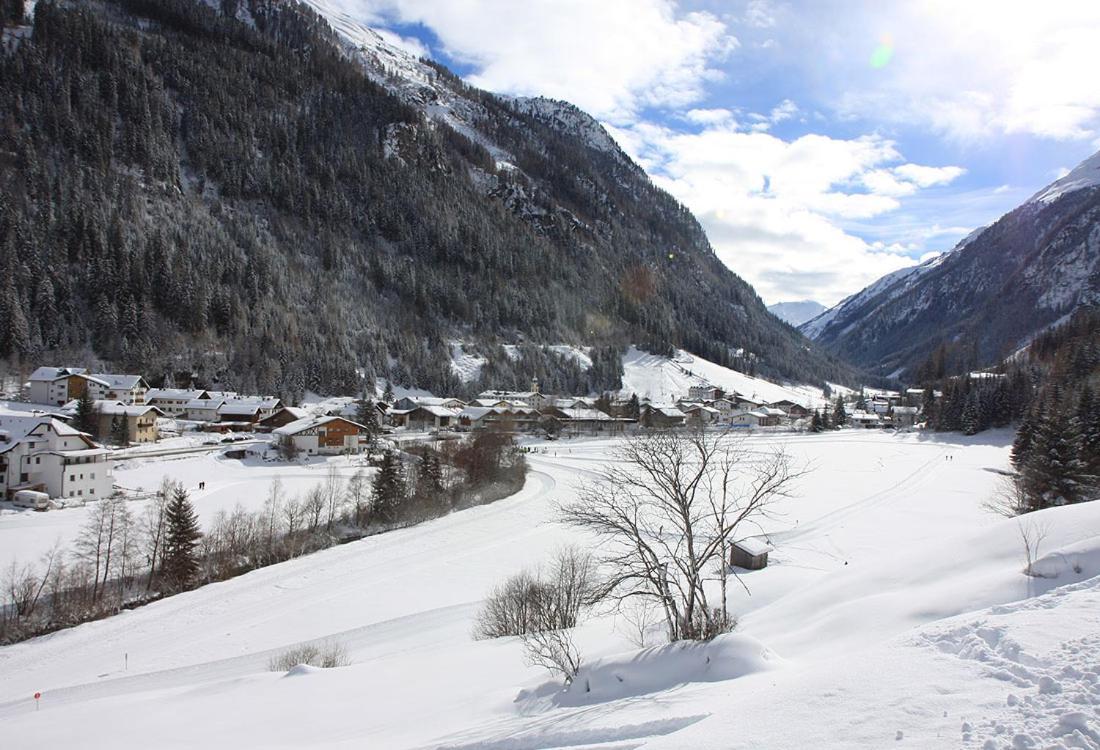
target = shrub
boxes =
[267,640,349,671]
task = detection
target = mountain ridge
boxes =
[0,0,855,397]
[800,151,1100,379]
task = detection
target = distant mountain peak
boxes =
[767,300,827,327]
[1029,149,1100,205]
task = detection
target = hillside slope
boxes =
[0,0,853,397]
[801,152,1100,378]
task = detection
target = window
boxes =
[77,490,82,496]
[35,457,40,464]
[70,475,75,482]
[91,473,95,479]
[90,488,95,494]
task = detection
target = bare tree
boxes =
[1019,518,1051,577]
[562,429,802,642]
[984,475,1029,518]
[345,469,369,527]
[322,466,344,530]
[142,478,173,591]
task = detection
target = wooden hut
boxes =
[730,537,773,570]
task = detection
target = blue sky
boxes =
[313,0,1100,306]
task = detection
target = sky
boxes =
[317,0,1100,307]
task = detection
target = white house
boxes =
[272,416,372,455]
[688,384,721,401]
[0,413,114,500]
[185,398,226,422]
[89,374,149,404]
[145,388,211,416]
[27,367,106,406]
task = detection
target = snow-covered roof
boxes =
[218,402,262,416]
[95,401,162,417]
[558,407,613,421]
[759,407,787,417]
[479,390,539,400]
[186,398,225,410]
[652,406,686,418]
[734,537,774,556]
[411,404,462,418]
[683,404,720,415]
[273,415,366,437]
[146,388,208,401]
[28,366,87,382]
[892,406,919,415]
[0,414,91,453]
[262,406,309,422]
[459,406,499,420]
[228,396,282,409]
[92,373,146,390]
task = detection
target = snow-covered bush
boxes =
[267,641,349,671]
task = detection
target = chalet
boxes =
[457,406,500,430]
[257,407,310,432]
[146,388,211,416]
[768,400,810,418]
[185,398,226,422]
[733,395,762,411]
[89,374,149,404]
[688,384,721,401]
[730,537,773,570]
[642,405,686,428]
[730,409,783,426]
[393,396,466,412]
[273,416,372,455]
[0,413,113,500]
[94,401,163,443]
[217,402,263,424]
[539,405,623,434]
[891,406,919,429]
[27,367,104,406]
[849,412,882,429]
[470,398,518,409]
[226,396,282,419]
[682,403,720,426]
[479,378,547,410]
[708,398,736,418]
[403,404,461,431]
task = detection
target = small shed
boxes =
[730,537,774,570]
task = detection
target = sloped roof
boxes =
[734,537,773,556]
[146,388,208,401]
[95,400,162,417]
[92,374,147,390]
[28,366,87,382]
[273,415,367,437]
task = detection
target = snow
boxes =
[621,346,832,408]
[449,342,488,383]
[1030,149,1100,204]
[767,299,827,326]
[0,451,372,571]
[2,430,1099,749]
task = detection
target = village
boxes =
[0,364,933,509]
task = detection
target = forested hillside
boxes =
[0,0,853,398]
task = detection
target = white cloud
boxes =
[336,0,736,123]
[821,1,1100,142]
[607,119,965,305]
[684,108,736,126]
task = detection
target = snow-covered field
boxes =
[621,346,846,407]
[2,430,1099,749]
[0,450,371,572]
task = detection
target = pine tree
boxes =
[110,413,129,446]
[810,410,823,433]
[627,393,640,421]
[961,391,981,435]
[355,394,380,448]
[160,487,203,590]
[381,380,395,405]
[414,449,448,514]
[74,390,98,435]
[371,451,406,525]
[1021,403,1089,510]
[832,396,847,427]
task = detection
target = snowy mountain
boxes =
[0,0,855,394]
[801,149,1100,379]
[767,300,827,327]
